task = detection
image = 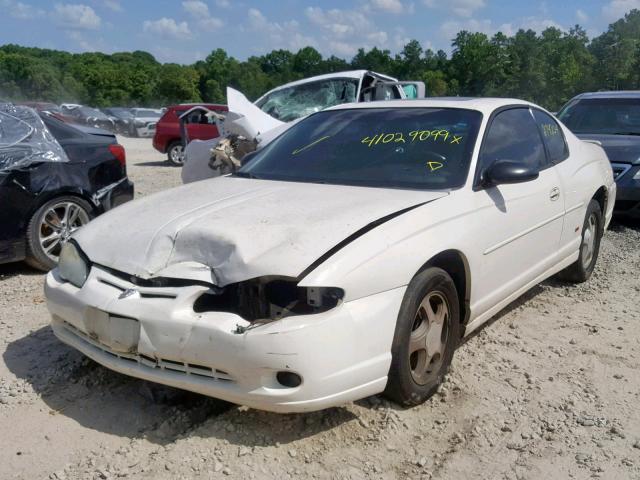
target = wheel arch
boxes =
[27,188,99,221]
[416,249,471,329]
[592,185,608,215]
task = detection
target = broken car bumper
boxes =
[45,265,405,413]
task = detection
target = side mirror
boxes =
[483,159,539,187]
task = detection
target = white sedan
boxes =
[45,98,615,413]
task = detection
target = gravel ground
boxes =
[0,136,639,480]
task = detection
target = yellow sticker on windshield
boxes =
[427,161,444,171]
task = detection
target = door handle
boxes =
[549,187,560,201]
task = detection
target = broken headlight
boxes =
[58,241,89,288]
[193,278,344,323]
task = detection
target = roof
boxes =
[259,70,398,97]
[327,97,535,115]
[574,91,640,99]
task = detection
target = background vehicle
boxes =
[153,103,228,165]
[102,107,134,135]
[129,108,162,138]
[62,105,116,132]
[0,108,133,271]
[46,98,614,412]
[18,102,75,122]
[558,91,640,219]
[181,70,425,180]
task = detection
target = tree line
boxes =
[1,9,639,111]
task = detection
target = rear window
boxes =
[558,97,640,135]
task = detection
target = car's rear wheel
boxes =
[557,199,603,283]
[384,267,460,406]
[167,141,185,166]
[25,196,92,271]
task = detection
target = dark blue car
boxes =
[558,91,640,219]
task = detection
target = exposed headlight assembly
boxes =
[193,277,345,328]
[58,241,90,288]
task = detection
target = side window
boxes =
[479,108,547,175]
[532,109,569,163]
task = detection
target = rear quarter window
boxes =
[533,109,569,164]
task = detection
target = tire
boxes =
[384,267,461,406]
[167,141,185,166]
[557,199,603,283]
[25,196,92,271]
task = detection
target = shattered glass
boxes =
[255,78,358,122]
[0,104,69,171]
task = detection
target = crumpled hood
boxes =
[577,134,640,165]
[75,176,447,286]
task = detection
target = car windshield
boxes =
[558,98,640,135]
[255,78,359,122]
[237,107,482,190]
[134,109,161,118]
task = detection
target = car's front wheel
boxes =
[25,196,92,271]
[557,199,603,283]
[384,267,460,406]
[167,141,185,166]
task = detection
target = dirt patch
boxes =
[0,136,638,479]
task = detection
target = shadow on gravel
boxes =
[4,326,356,447]
[0,261,43,279]
[4,326,232,445]
[135,161,172,167]
[610,216,640,231]
[460,284,547,346]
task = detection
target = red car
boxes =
[153,103,228,165]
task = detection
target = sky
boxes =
[0,0,638,64]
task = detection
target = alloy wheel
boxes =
[581,212,597,270]
[170,144,185,165]
[408,291,450,385]
[38,201,90,262]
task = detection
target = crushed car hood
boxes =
[577,134,640,165]
[74,176,447,285]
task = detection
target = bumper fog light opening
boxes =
[276,371,302,388]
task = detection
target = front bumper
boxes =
[45,266,404,412]
[613,164,640,218]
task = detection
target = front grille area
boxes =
[62,321,234,382]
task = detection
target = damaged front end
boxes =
[192,277,344,332]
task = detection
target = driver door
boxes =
[471,107,565,317]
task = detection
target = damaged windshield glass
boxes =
[0,104,69,171]
[255,78,358,122]
[238,107,482,190]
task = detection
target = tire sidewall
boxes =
[385,267,461,406]
[579,200,604,278]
